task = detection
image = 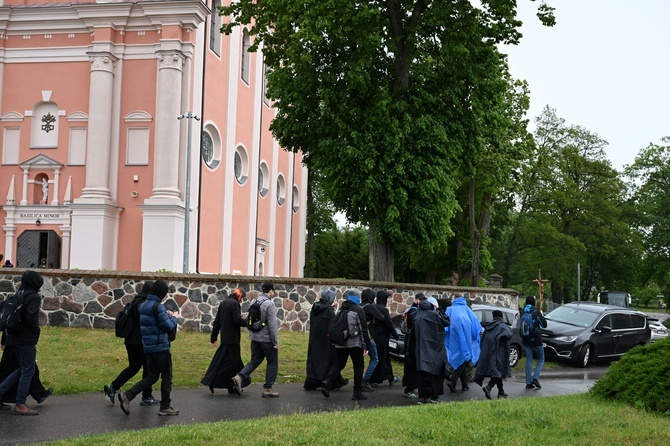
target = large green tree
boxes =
[220,0,554,281]
[492,107,639,302]
[625,138,670,307]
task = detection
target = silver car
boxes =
[648,317,668,341]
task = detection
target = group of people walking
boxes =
[0,273,547,416]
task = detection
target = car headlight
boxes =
[554,335,577,342]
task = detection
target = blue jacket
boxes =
[445,297,483,369]
[139,294,178,354]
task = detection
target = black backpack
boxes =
[115,298,142,338]
[0,291,25,333]
[327,309,350,345]
[246,300,266,332]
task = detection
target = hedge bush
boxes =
[591,337,670,415]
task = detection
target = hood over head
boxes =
[150,280,169,300]
[376,290,390,306]
[20,270,44,293]
[361,289,375,304]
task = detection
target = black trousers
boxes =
[371,337,394,384]
[127,351,173,409]
[111,343,151,398]
[325,347,364,392]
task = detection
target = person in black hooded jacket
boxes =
[104,281,157,406]
[303,290,347,390]
[370,290,399,386]
[0,270,44,415]
[473,310,512,399]
[201,288,247,394]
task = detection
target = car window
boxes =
[595,315,613,330]
[501,311,513,326]
[545,306,600,327]
[631,314,646,329]
[612,313,632,330]
[473,310,483,323]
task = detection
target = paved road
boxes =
[0,366,607,445]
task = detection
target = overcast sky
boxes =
[504,0,670,170]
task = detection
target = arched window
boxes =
[292,185,299,213]
[276,174,286,206]
[258,162,269,197]
[234,146,248,184]
[241,29,251,84]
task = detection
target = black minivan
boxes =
[542,302,651,367]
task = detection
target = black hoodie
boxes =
[5,271,44,346]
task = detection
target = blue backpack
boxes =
[520,309,536,341]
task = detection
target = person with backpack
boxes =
[0,270,44,415]
[473,309,513,399]
[103,281,158,406]
[201,288,247,394]
[321,290,371,401]
[522,295,547,390]
[370,290,400,387]
[118,280,179,416]
[232,282,280,398]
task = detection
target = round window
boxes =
[202,132,213,166]
[234,148,248,185]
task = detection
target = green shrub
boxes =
[591,337,670,415]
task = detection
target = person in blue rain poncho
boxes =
[444,294,482,393]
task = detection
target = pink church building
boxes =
[0,0,307,276]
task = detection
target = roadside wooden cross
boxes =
[533,269,549,310]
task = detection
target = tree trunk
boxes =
[468,178,493,288]
[369,224,394,282]
[469,178,481,287]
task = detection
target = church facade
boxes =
[0,0,307,276]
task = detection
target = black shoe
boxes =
[389,376,400,386]
[532,379,542,389]
[482,386,492,400]
[104,384,115,404]
[352,392,368,401]
[446,381,456,393]
[118,392,130,415]
[0,403,10,411]
[497,391,508,399]
[209,386,214,394]
[461,385,470,391]
[321,382,330,398]
[526,383,535,389]
[36,387,54,404]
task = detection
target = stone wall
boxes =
[0,270,519,333]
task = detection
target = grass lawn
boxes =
[20,327,670,445]
[45,392,670,445]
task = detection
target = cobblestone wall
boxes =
[0,270,519,332]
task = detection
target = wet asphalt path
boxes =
[0,366,608,445]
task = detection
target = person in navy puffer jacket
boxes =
[118,280,179,416]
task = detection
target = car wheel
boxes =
[509,344,521,368]
[577,343,591,368]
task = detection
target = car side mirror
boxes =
[600,326,612,333]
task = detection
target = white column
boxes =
[59,224,71,268]
[151,50,184,200]
[69,52,120,269]
[2,224,16,263]
[140,48,188,272]
[51,168,60,206]
[81,53,116,199]
[20,168,28,206]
